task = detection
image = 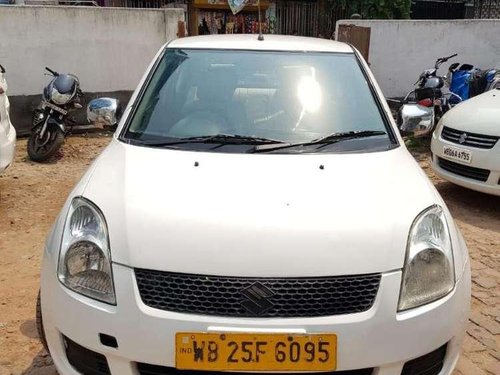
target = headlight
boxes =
[58,197,115,304]
[398,205,455,311]
[50,87,72,105]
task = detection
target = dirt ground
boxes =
[0,136,498,375]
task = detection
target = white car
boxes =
[37,35,470,375]
[431,90,500,196]
[0,64,16,173]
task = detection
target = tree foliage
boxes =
[334,0,412,19]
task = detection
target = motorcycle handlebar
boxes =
[435,53,457,69]
[45,67,59,76]
[439,53,458,63]
[443,53,458,61]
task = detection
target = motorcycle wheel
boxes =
[27,124,64,162]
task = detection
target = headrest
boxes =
[197,66,238,103]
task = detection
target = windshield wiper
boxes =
[133,134,286,147]
[252,130,387,153]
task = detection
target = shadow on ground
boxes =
[22,349,56,375]
[20,319,39,340]
[19,320,56,374]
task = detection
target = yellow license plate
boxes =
[175,332,337,371]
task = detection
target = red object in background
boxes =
[418,98,433,107]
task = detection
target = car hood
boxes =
[442,89,500,136]
[82,140,440,276]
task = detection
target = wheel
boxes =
[27,124,64,162]
[36,291,49,354]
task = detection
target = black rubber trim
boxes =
[137,363,373,375]
[63,336,111,375]
[349,43,399,147]
[401,344,447,375]
[118,42,170,141]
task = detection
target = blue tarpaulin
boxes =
[450,70,473,101]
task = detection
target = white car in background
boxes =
[431,89,500,196]
[0,64,16,173]
[38,35,470,375]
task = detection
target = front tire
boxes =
[27,124,64,162]
[36,291,49,354]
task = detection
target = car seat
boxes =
[172,67,247,137]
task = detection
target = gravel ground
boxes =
[0,136,498,375]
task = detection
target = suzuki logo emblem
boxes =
[459,133,468,144]
[240,282,275,315]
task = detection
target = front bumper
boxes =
[40,257,470,375]
[431,130,500,196]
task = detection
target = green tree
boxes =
[335,0,411,19]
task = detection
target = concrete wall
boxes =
[0,5,183,134]
[0,6,183,96]
[336,20,500,98]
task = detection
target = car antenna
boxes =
[257,0,264,41]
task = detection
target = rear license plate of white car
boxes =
[443,146,472,164]
[43,102,68,115]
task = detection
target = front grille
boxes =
[401,344,447,375]
[441,126,498,149]
[137,364,373,375]
[135,269,381,318]
[63,336,111,375]
[438,157,490,182]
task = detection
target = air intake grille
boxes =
[135,269,380,318]
[137,363,374,375]
[401,344,447,375]
[438,157,490,182]
[441,126,498,149]
[63,336,110,375]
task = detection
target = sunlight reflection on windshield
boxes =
[297,71,322,114]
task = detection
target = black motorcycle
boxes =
[395,54,466,136]
[28,67,84,162]
[404,54,462,113]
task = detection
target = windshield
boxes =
[123,48,394,153]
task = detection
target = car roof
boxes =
[167,34,354,53]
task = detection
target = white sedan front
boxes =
[431,90,500,196]
[38,35,470,375]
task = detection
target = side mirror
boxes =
[399,104,434,137]
[87,98,121,128]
